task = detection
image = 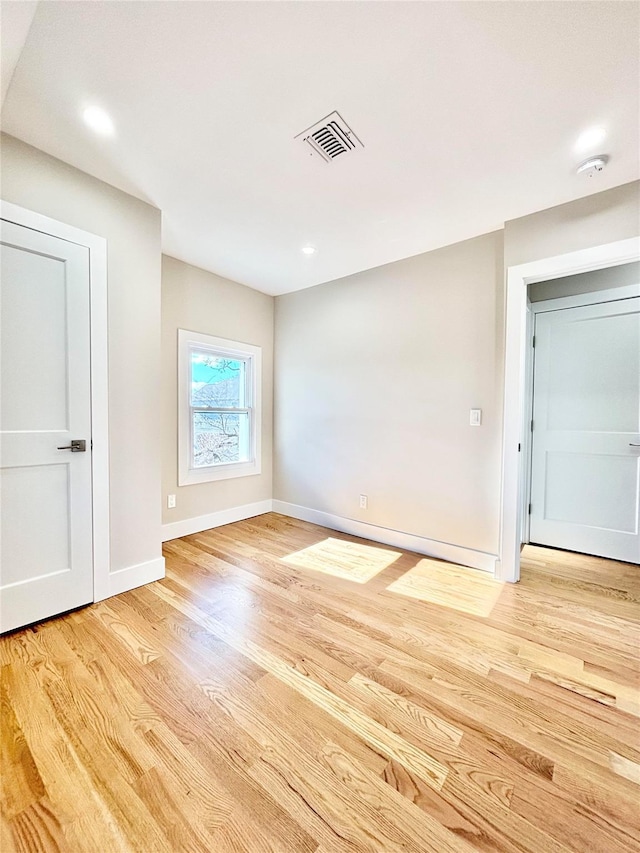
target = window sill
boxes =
[179,459,261,486]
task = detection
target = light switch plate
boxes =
[470,409,482,426]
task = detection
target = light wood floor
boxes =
[2,512,639,852]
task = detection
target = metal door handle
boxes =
[630,443,640,447]
[57,439,87,452]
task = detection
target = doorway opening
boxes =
[499,237,640,583]
[523,264,639,564]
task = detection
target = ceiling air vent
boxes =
[295,111,363,164]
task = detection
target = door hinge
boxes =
[528,503,532,515]
[530,419,534,432]
[91,439,93,450]
[532,335,536,348]
[518,443,521,452]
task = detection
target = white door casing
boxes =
[529,298,640,563]
[1,219,95,631]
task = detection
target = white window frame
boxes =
[178,329,261,485]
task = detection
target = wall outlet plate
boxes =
[470,408,482,426]
[359,494,368,509]
[167,494,176,509]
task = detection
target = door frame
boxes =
[1,200,110,601]
[498,235,640,583]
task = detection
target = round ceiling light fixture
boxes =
[301,245,316,255]
[82,105,115,136]
[576,155,609,177]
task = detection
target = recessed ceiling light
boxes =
[82,105,115,136]
[301,246,316,255]
[575,126,606,152]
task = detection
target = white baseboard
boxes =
[104,556,166,599]
[272,500,498,573]
[161,500,273,542]
[160,497,499,574]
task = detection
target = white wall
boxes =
[161,255,273,532]
[1,133,163,582]
[274,231,504,560]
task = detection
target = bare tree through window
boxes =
[191,354,249,466]
[179,331,261,485]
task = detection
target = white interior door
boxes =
[530,297,640,563]
[1,220,93,632]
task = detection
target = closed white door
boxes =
[1,219,93,633]
[530,297,640,563]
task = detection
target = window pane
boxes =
[193,412,250,467]
[191,351,245,407]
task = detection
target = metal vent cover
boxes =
[295,111,363,163]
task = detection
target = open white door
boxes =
[530,297,640,563]
[1,220,94,632]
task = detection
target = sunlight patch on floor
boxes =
[387,558,502,617]
[281,537,402,583]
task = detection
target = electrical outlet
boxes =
[470,408,482,426]
[167,494,176,509]
[359,494,368,509]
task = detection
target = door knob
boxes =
[630,443,640,447]
[57,439,87,452]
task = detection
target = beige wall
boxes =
[4,129,636,571]
[1,133,163,573]
[274,231,505,557]
[274,182,639,561]
[161,255,273,525]
[505,181,639,267]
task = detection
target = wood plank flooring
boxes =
[2,512,639,852]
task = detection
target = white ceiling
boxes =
[1,1,638,295]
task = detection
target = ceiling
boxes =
[1,1,638,295]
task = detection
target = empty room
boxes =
[1,1,639,851]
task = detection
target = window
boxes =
[178,330,261,484]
